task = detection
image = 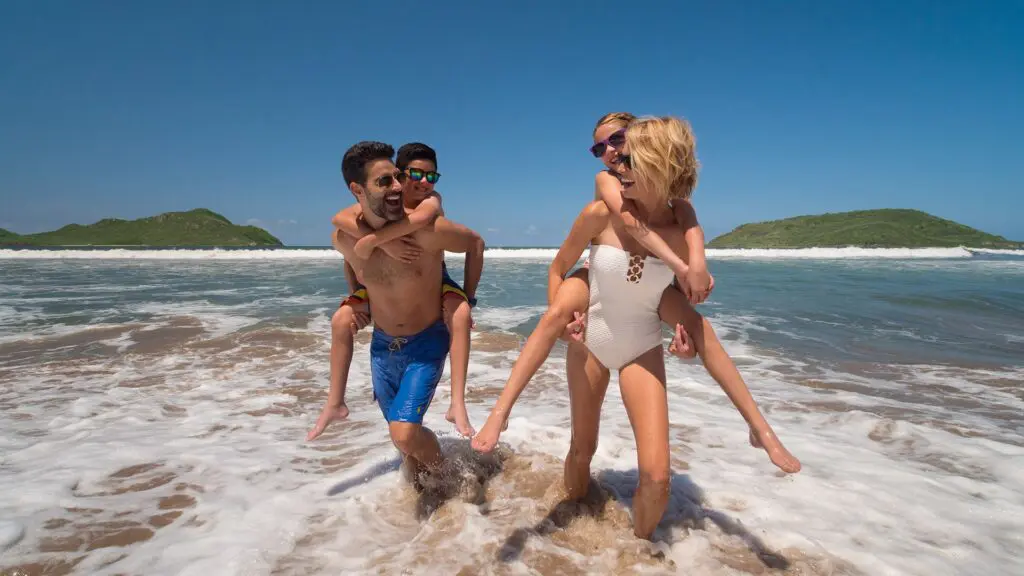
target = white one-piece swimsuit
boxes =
[584,243,677,370]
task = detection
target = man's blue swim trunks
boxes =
[370,320,450,424]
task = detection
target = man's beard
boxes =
[367,194,404,222]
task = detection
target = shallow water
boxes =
[1,250,1022,575]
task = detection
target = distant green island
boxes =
[3,207,1019,250]
[0,208,282,247]
[708,209,1022,249]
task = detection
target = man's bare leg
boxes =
[390,422,443,487]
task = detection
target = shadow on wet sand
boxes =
[497,469,791,571]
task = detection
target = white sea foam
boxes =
[968,248,1024,256]
[2,307,1022,575]
[706,246,975,259]
[2,258,1023,575]
[3,246,1022,260]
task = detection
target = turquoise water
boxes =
[1,250,1022,575]
[4,253,1020,367]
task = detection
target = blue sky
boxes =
[2,0,1021,246]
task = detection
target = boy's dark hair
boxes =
[396,142,438,171]
[341,141,394,186]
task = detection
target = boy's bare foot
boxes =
[750,427,801,473]
[445,405,476,437]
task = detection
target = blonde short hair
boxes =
[624,115,700,201]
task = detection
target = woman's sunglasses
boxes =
[398,168,441,184]
[589,129,626,158]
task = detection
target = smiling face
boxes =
[613,141,640,199]
[358,158,405,222]
[591,122,628,171]
[402,158,438,205]
[618,116,702,205]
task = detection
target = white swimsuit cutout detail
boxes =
[584,243,676,370]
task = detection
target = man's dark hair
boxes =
[396,142,438,171]
[341,141,395,186]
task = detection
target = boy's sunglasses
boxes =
[397,168,441,184]
[589,129,626,158]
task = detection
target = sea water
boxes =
[0,248,1022,575]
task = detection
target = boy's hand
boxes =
[683,264,714,304]
[350,311,371,334]
[380,237,422,263]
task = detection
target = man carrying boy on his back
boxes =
[307,142,481,442]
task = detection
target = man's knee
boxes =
[388,421,422,453]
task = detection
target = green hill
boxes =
[707,209,1022,249]
[0,228,21,243]
[0,208,283,247]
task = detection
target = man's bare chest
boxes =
[357,251,426,286]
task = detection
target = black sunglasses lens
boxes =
[590,143,606,158]
[426,172,440,184]
[608,131,626,147]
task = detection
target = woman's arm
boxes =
[547,201,610,305]
[595,171,690,279]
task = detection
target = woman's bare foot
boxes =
[751,427,802,473]
[471,414,506,453]
[445,404,476,437]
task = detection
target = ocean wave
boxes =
[707,247,977,259]
[1,246,1020,260]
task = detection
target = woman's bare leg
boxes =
[563,342,611,499]
[658,286,801,473]
[471,269,591,452]
[619,346,672,540]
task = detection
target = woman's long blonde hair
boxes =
[624,115,700,202]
